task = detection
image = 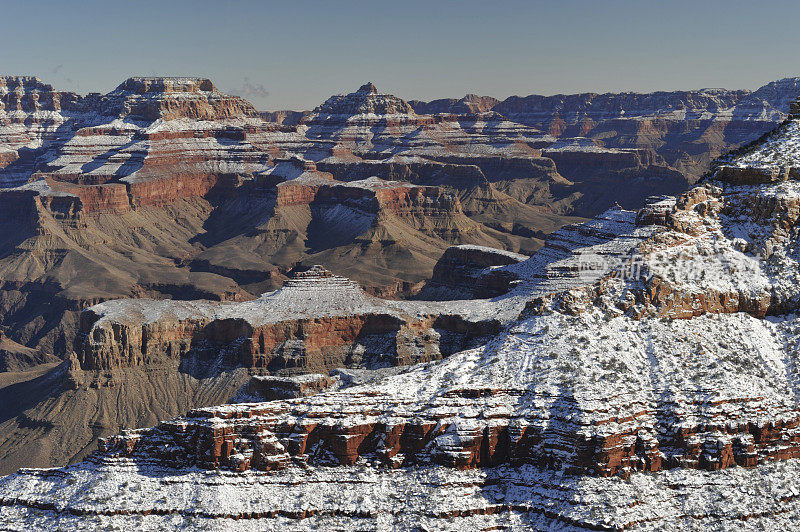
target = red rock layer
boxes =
[91,77,260,122]
[76,306,500,374]
[98,392,800,478]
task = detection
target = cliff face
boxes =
[0,79,566,359]
[421,244,529,299]
[0,329,55,371]
[0,77,787,360]
[0,76,275,215]
[311,82,418,120]
[74,266,503,375]
[0,198,641,473]
[409,93,500,115]
[491,89,748,124]
[84,77,260,122]
[299,84,725,223]
[0,76,81,114]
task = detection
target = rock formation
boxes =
[6,103,800,529]
[0,74,796,491]
[1,75,792,365]
[237,373,336,402]
[409,93,500,115]
[0,206,629,473]
[419,244,528,299]
[0,329,55,372]
[74,265,504,375]
[406,79,800,181]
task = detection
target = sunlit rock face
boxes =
[411,78,800,181]
[90,77,261,122]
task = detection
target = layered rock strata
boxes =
[2,457,800,530]
[4,75,794,362]
[0,76,797,494]
[237,373,336,402]
[7,113,800,529]
[75,265,506,375]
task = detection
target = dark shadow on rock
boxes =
[0,362,66,425]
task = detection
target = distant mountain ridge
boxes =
[263,77,800,180]
[265,78,800,122]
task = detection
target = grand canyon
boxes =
[1,70,800,530]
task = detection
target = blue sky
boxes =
[2,0,799,110]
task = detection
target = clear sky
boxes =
[2,0,800,110]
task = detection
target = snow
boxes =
[543,137,624,153]
[87,266,523,330]
[503,207,658,293]
[9,179,77,198]
[333,176,414,190]
[723,119,800,169]
[4,456,800,530]
[448,244,529,262]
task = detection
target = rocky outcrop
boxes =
[714,165,787,185]
[75,266,505,376]
[5,457,800,529]
[0,329,54,372]
[409,93,500,115]
[87,77,260,122]
[238,373,336,401]
[97,362,800,476]
[407,78,800,181]
[310,82,418,121]
[259,109,310,125]
[422,244,528,298]
[0,76,81,115]
[316,156,489,189]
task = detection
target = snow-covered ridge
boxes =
[84,263,521,330]
[542,136,624,153]
[489,78,800,123]
[113,77,217,94]
[720,118,800,169]
[447,244,529,262]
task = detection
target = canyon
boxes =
[0,75,795,365]
[2,74,800,529]
[5,98,800,528]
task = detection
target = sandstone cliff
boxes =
[74,265,504,376]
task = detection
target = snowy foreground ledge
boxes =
[0,456,798,531]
